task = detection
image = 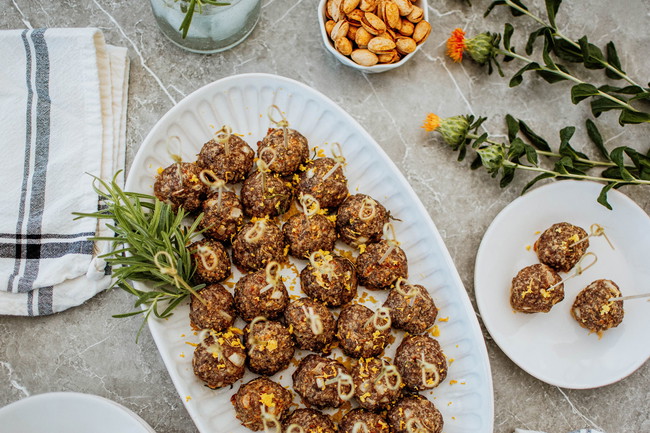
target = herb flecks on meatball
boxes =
[257,126,309,176]
[154,162,205,213]
[340,408,391,433]
[295,152,348,210]
[356,236,408,290]
[572,279,624,334]
[193,328,246,389]
[245,318,295,376]
[300,251,357,307]
[352,357,402,411]
[292,354,354,409]
[189,283,236,331]
[284,297,336,353]
[387,395,444,433]
[190,238,231,284]
[383,279,438,334]
[234,261,289,322]
[196,128,255,184]
[535,222,589,272]
[282,409,337,433]
[231,377,292,432]
[232,219,287,272]
[199,190,244,242]
[510,263,564,313]
[283,194,337,258]
[337,304,392,359]
[336,194,389,247]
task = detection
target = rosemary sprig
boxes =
[422,114,650,209]
[446,0,650,125]
[73,173,205,340]
[177,0,230,39]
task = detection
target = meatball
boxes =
[510,263,564,313]
[292,354,353,409]
[241,171,293,218]
[192,328,246,389]
[231,377,293,432]
[189,284,236,331]
[245,319,295,376]
[387,396,444,433]
[197,134,255,183]
[295,157,348,210]
[535,222,589,272]
[199,191,244,242]
[336,194,389,246]
[282,409,337,433]
[234,265,289,322]
[571,279,624,334]
[383,281,437,334]
[395,335,447,391]
[154,162,205,212]
[284,297,336,353]
[340,409,391,433]
[257,127,309,175]
[356,240,408,290]
[300,252,357,307]
[351,357,402,411]
[190,238,231,283]
[232,220,287,272]
[282,213,336,258]
[337,304,391,359]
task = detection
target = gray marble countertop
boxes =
[1,0,649,432]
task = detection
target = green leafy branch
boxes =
[425,114,650,208]
[177,0,230,39]
[73,173,205,340]
[480,0,650,125]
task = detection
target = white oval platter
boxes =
[475,180,650,389]
[125,73,493,433]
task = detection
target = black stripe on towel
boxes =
[0,240,94,260]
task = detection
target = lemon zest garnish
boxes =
[260,393,275,407]
[439,317,449,322]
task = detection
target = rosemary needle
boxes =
[73,172,205,341]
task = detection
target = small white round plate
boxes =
[0,392,156,433]
[475,180,650,389]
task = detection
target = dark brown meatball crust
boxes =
[336,194,389,246]
[258,128,310,176]
[192,330,246,389]
[232,221,287,272]
[284,297,336,353]
[154,162,205,213]
[352,357,402,411]
[340,409,391,433]
[190,238,231,284]
[383,283,438,334]
[572,279,624,333]
[241,171,293,218]
[295,157,348,210]
[292,354,353,409]
[395,335,447,391]
[282,409,337,433]
[234,268,289,322]
[282,213,337,258]
[356,241,408,290]
[197,135,255,183]
[535,222,589,272]
[245,320,295,376]
[510,263,564,313]
[337,304,391,359]
[199,191,244,242]
[300,254,357,307]
[231,377,293,431]
[189,284,236,332]
[387,396,444,433]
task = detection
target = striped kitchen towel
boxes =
[0,28,129,315]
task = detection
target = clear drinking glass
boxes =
[149,0,261,54]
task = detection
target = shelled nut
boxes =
[351,48,379,66]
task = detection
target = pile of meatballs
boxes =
[153,122,447,433]
[510,222,624,335]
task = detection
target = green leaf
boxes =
[510,62,540,87]
[545,0,562,28]
[470,155,483,170]
[599,85,645,95]
[590,97,624,117]
[524,143,539,165]
[525,27,550,55]
[503,23,514,51]
[505,114,519,142]
[585,119,609,160]
[630,91,650,102]
[619,109,650,125]
[597,183,615,210]
[500,166,516,187]
[578,36,605,70]
[608,148,636,182]
[472,132,489,148]
[521,172,555,194]
[536,69,568,84]
[553,38,583,63]
[518,119,551,151]
[605,42,625,79]
[507,138,527,162]
[571,83,599,104]
[559,126,575,146]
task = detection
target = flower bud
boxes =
[476,144,506,173]
[465,33,497,65]
[437,115,470,148]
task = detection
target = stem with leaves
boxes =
[178,0,230,39]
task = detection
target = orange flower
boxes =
[446,28,466,62]
[422,113,441,132]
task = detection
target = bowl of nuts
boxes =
[319,0,431,73]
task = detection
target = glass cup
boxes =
[149,0,261,54]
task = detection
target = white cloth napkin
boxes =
[0,28,129,316]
